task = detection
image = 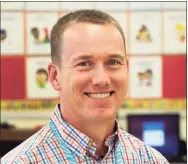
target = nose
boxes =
[92,63,110,87]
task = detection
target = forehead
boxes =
[61,22,125,61]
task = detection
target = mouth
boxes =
[84,91,114,99]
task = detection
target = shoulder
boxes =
[120,130,169,164]
[1,125,59,164]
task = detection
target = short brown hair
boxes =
[50,9,126,66]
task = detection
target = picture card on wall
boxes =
[1,56,25,99]
[1,12,24,54]
[25,2,59,11]
[94,2,128,11]
[163,11,186,54]
[1,2,24,10]
[129,2,161,11]
[129,12,161,55]
[26,12,59,55]
[60,2,94,11]
[129,56,162,98]
[26,57,59,99]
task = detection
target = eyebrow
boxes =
[72,55,93,63]
[72,54,125,63]
[107,54,125,62]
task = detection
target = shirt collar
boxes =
[50,104,122,159]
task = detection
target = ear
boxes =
[48,62,61,91]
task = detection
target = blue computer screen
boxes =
[127,114,179,157]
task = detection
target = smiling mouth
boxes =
[84,91,114,99]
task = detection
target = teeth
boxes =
[87,92,111,99]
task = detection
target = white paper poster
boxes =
[129,56,162,98]
[1,2,25,10]
[25,2,59,11]
[26,12,59,55]
[94,2,128,11]
[27,57,59,99]
[129,2,161,11]
[163,11,186,54]
[129,12,161,55]
[1,12,24,54]
[60,2,94,11]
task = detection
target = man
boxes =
[1,9,169,163]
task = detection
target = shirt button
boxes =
[86,151,92,157]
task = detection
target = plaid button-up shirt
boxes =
[1,104,169,164]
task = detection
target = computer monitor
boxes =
[127,113,180,159]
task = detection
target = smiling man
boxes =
[2,9,169,164]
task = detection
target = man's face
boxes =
[57,23,128,123]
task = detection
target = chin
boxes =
[91,108,116,121]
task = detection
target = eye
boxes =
[77,61,92,67]
[107,59,121,65]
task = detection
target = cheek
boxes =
[111,71,128,98]
[65,73,90,108]
[111,70,128,86]
[65,72,90,95]
[72,74,90,92]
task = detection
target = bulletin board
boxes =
[1,2,186,111]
